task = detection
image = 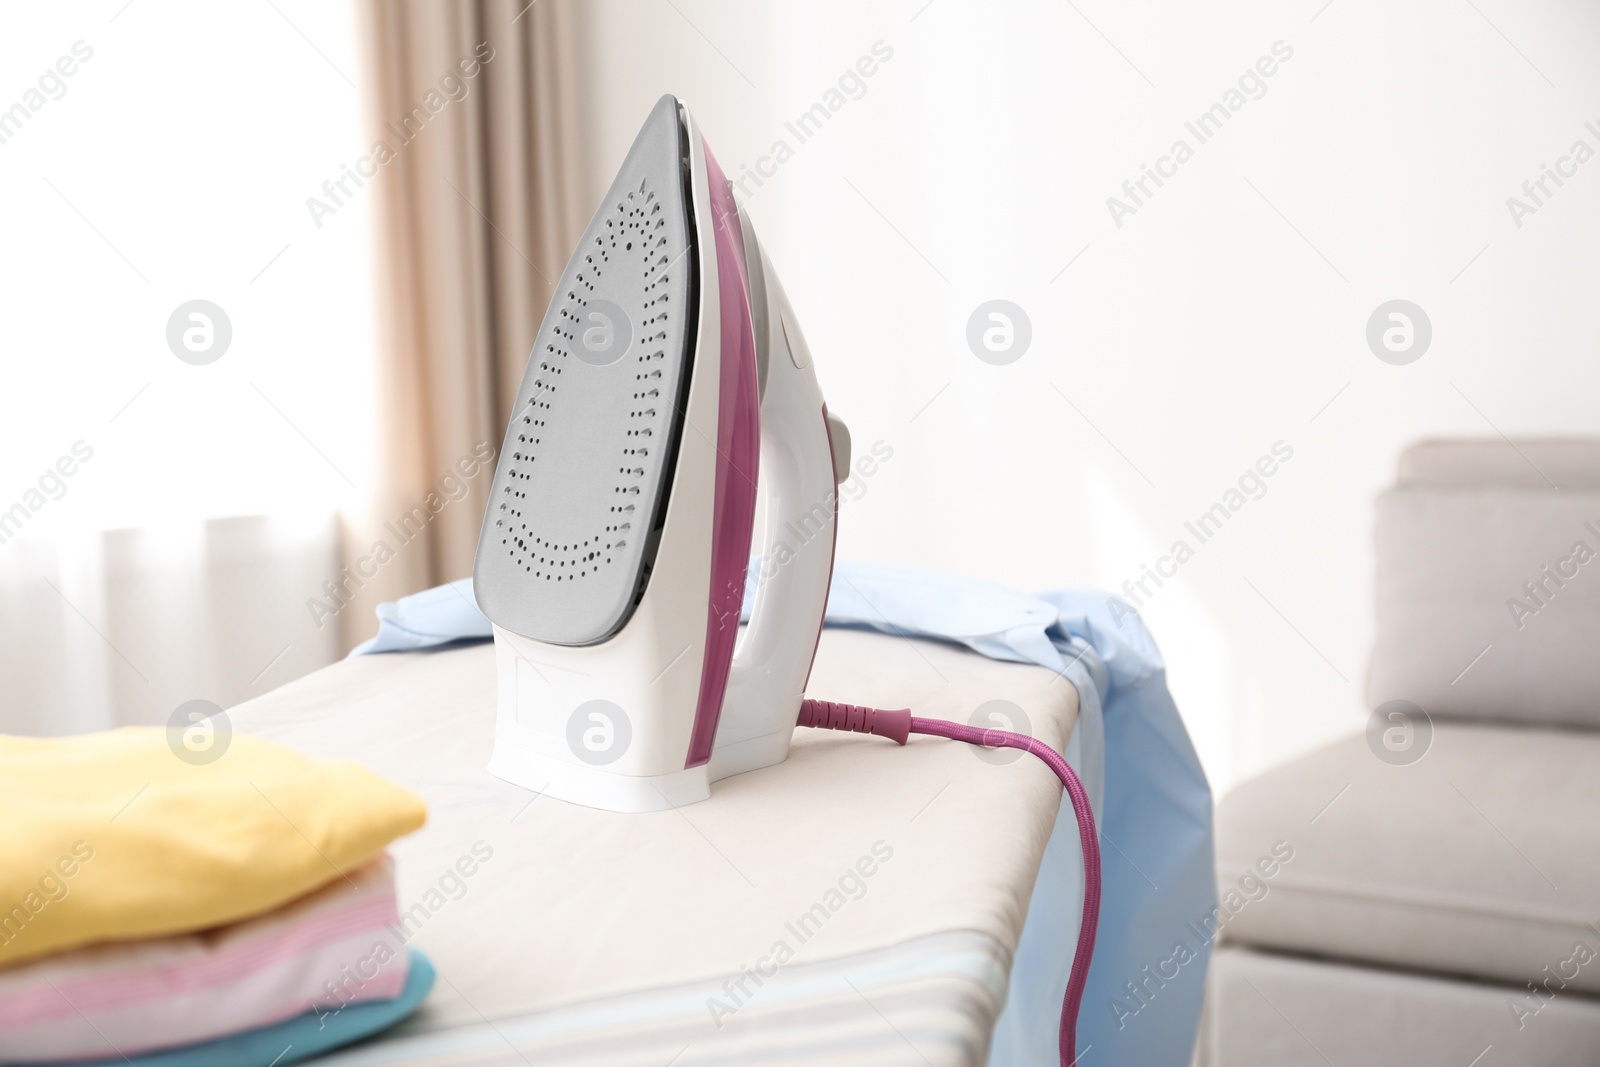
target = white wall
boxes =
[574,0,1600,792]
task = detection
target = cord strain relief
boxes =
[797,698,910,746]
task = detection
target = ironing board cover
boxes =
[228,628,1093,1066]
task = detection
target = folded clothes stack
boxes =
[0,728,432,1066]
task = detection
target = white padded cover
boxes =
[225,629,1092,1067]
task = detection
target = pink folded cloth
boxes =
[0,855,409,1063]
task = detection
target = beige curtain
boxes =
[337,0,590,651]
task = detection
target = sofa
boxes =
[1201,439,1600,1065]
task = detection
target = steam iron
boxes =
[473,95,849,812]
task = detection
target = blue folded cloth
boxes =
[38,949,435,1067]
[349,581,490,655]
[351,561,1214,1067]
[353,559,1070,668]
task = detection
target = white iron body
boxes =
[484,102,843,812]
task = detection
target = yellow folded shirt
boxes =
[0,727,426,969]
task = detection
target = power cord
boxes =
[796,698,1101,1067]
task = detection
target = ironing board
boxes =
[228,627,1098,1067]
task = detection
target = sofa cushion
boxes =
[1215,720,1600,994]
[1370,442,1600,728]
[1204,946,1600,1067]
[1398,438,1600,490]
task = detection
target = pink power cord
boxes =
[796,699,1101,1067]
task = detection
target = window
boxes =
[0,1,375,534]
